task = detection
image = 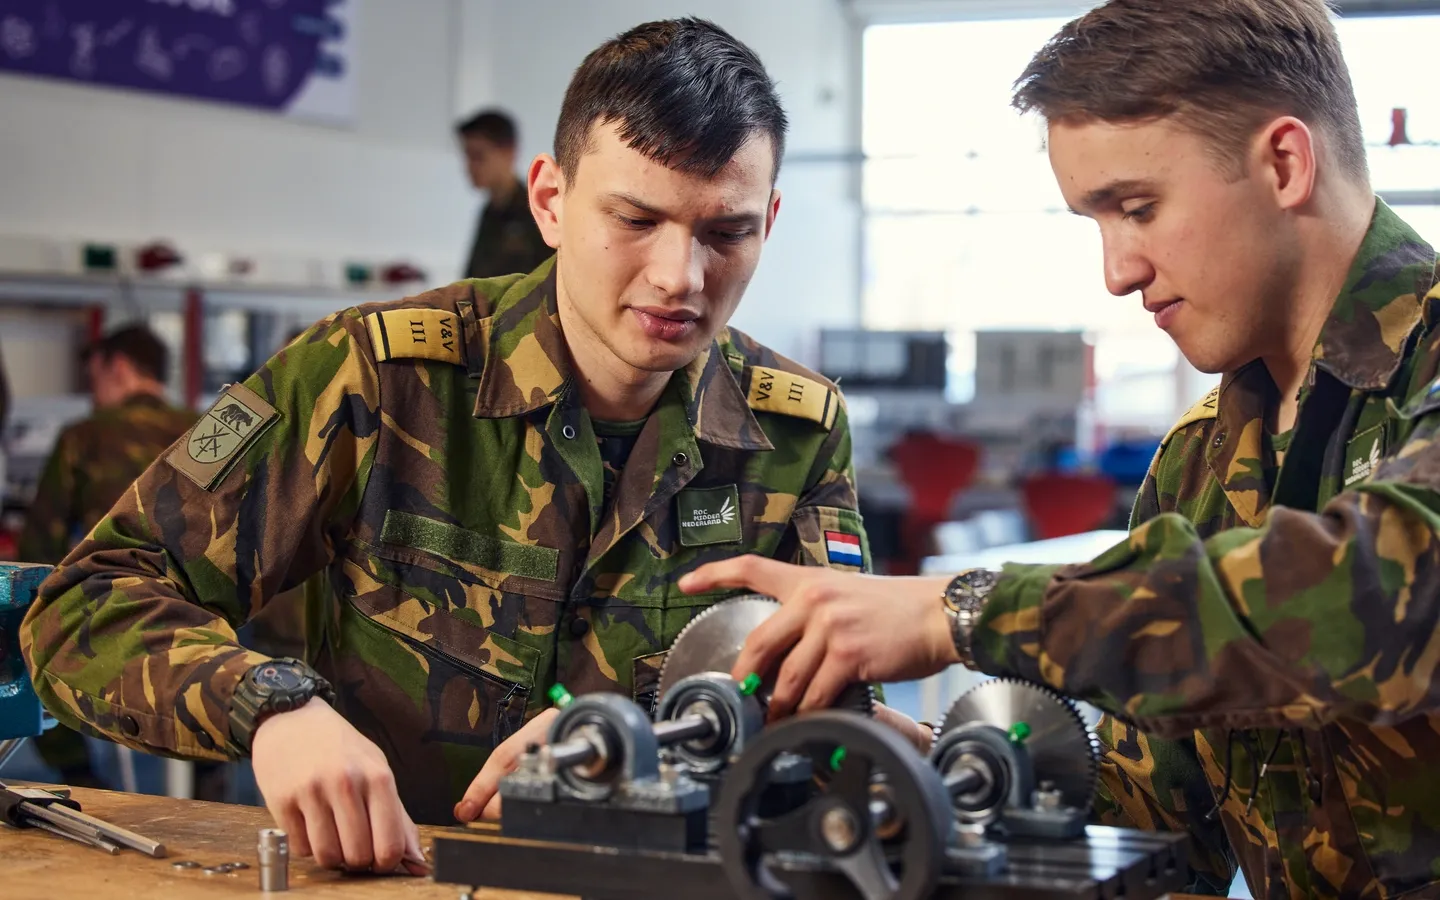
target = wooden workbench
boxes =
[0,785,559,900]
[0,785,1206,899]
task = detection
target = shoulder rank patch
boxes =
[1161,386,1220,448]
[746,366,838,430]
[364,308,463,366]
[167,383,279,491]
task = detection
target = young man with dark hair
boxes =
[18,324,197,787]
[457,108,552,279]
[682,2,1440,896]
[25,18,872,876]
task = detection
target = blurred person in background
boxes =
[18,324,197,788]
[458,109,553,278]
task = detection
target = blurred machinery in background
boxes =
[822,328,1150,575]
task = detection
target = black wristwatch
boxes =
[229,658,336,753]
[941,569,999,669]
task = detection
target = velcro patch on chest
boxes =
[167,383,279,491]
[746,367,838,430]
[364,308,463,366]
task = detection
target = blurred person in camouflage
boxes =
[22,18,883,877]
[17,325,196,787]
[458,109,554,279]
[682,1,1440,897]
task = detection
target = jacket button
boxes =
[196,730,215,751]
[120,715,140,737]
[1212,432,1226,448]
[672,452,688,467]
[569,617,590,637]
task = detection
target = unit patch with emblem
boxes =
[167,383,279,491]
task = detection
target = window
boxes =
[862,12,1440,430]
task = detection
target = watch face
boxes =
[251,663,305,693]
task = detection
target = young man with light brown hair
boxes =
[682,2,1440,896]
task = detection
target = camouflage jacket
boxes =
[22,262,868,824]
[973,202,1440,899]
[17,394,197,565]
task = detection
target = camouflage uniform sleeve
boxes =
[782,398,872,572]
[20,310,381,760]
[972,402,1440,737]
[17,425,81,565]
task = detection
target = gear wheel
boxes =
[941,677,1098,815]
[657,595,876,717]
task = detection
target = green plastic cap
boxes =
[1008,722,1032,744]
[548,684,574,709]
[739,673,762,697]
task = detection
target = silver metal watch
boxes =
[941,569,999,669]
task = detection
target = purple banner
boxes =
[0,0,355,123]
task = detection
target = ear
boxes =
[1255,116,1318,212]
[763,189,782,240]
[528,154,565,250]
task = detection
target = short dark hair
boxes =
[1012,0,1367,180]
[86,325,168,383]
[456,109,519,149]
[554,18,787,184]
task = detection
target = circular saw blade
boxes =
[941,677,1097,814]
[658,595,874,716]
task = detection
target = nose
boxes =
[646,229,705,298]
[1102,228,1155,298]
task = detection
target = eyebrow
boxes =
[1071,179,1159,215]
[604,192,766,227]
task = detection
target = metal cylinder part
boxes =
[258,828,289,892]
[651,714,716,747]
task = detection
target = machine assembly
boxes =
[432,595,1189,900]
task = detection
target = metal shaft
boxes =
[548,737,600,770]
[45,803,167,857]
[945,768,986,798]
[652,714,715,746]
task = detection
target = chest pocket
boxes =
[328,513,556,822]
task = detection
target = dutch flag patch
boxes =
[825,531,864,566]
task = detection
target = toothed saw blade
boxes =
[941,676,1098,813]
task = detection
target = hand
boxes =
[455,708,559,823]
[872,702,936,755]
[251,699,426,875]
[678,557,960,718]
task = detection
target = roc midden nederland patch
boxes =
[677,485,743,547]
[167,383,279,491]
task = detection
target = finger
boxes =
[731,596,813,684]
[399,820,430,877]
[329,773,377,871]
[272,801,311,860]
[298,790,345,869]
[679,555,788,596]
[871,704,932,755]
[798,655,853,714]
[765,625,828,721]
[364,772,407,874]
[481,793,503,820]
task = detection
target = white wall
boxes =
[0,0,478,286]
[456,0,864,365]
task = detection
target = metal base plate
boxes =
[433,823,1188,900]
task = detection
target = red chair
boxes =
[887,432,981,574]
[1020,472,1119,540]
